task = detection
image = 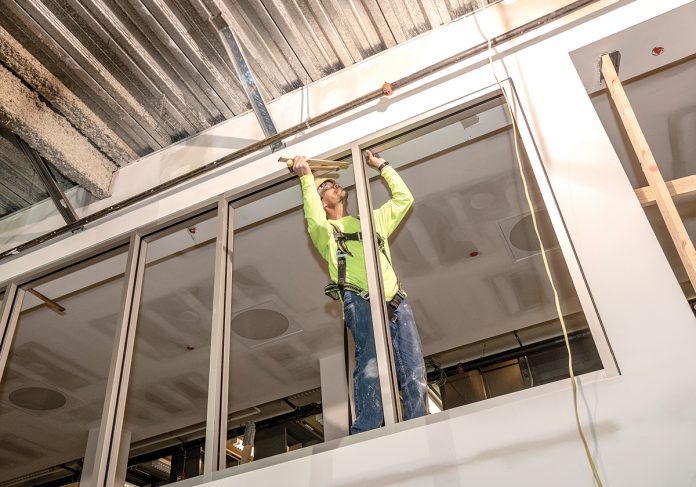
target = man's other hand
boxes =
[364,150,385,170]
[292,156,312,176]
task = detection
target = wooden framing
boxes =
[635,175,696,206]
[601,54,696,290]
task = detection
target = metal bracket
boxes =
[14,135,80,224]
[213,14,284,153]
[599,50,621,84]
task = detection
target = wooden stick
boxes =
[602,54,696,288]
[278,156,351,169]
[28,288,65,314]
[635,174,696,206]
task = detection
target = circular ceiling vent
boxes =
[508,210,558,252]
[9,387,66,410]
[232,309,289,340]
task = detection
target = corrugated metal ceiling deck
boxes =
[0,0,497,217]
[1,0,496,158]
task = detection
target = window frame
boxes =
[0,79,618,487]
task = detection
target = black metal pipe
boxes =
[427,329,592,381]
[126,402,323,468]
[0,0,601,261]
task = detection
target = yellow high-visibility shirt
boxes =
[300,166,413,301]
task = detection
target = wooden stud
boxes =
[635,174,696,206]
[602,54,696,288]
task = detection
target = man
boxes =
[291,152,426,434]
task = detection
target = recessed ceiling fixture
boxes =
[232,309,290,340]
[9,387,66,410]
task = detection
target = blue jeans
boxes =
[343,291,427,434]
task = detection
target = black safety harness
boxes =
[323,222,406,322]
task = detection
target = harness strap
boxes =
[337,251,347,288]
[326,223,404,320]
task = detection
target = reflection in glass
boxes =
[369,97,603,415]
[124,211,217,483]
[0,247,128,485]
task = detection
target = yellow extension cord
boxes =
[485,38,605,486]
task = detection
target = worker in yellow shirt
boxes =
[291,152,426,434]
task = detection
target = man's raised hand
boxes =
[292,155,312,176]
[364,150,385,170]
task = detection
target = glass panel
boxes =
[591,55,696,300]
[0,128,74,253]
[224,154,383,469]
[363,96,603,418]
[124,210,217,484]
[0,247,129,485]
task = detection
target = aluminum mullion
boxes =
[90,232,148,487]
[0,283,23,382]
[351,144,401,425]
[204,198,233,477]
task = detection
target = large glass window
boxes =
[222,154,390,468]
[360,96,605,418]
[123,210,217,484]
[0,247,128,485]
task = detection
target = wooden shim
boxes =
[602,54,696,287]
[27,288,65,314]
[636,174,696,206]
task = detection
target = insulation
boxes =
[0,64,116,198]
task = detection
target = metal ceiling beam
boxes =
[0,63,116,198]
[0,24,137,166]
[212,14,284,152]
[15,135,79,224]
[6,0,169,150]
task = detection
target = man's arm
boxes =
[367,151,414,236]
[293,157,332,260]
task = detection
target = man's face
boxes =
[319,181,347,208]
